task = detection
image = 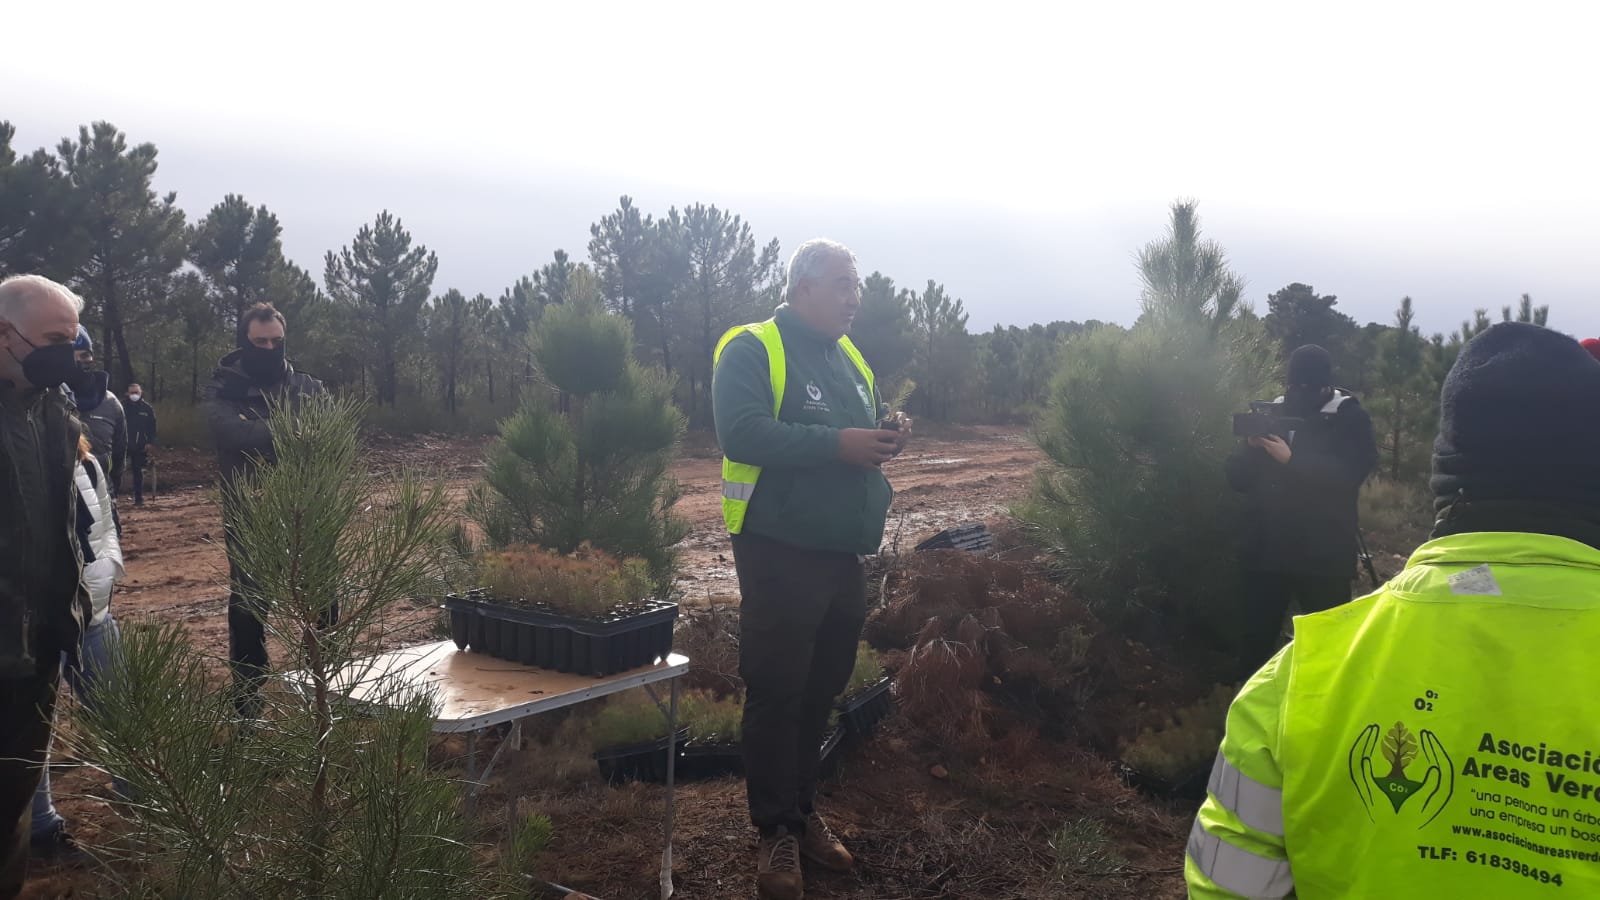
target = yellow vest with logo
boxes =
[1188,532,1600,898]
[711,318,875,535]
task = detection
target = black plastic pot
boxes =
[445,591,677,677]
[836,676,894,739]
[594,728,690,784]
[677,741,744,780]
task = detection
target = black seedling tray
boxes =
[445,592,677,677]
[914,523,994,554]
[819,727,845,778]
[836,677,894,739]
[594,728,690,784]
[677,741,744,780]
[671,729,848,783]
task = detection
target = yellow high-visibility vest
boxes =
[712,318,875,534]
[1188,531,1600,898]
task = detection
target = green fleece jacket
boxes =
[711,306,893,555]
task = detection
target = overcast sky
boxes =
[6,0,1597,337]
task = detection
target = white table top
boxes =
[304,640,690,733]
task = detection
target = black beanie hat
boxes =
[1287,345,1333,386]
[1432,322,1600,514]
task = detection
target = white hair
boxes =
[785,238,856,298]
[0,274,85,322]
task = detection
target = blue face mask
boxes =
[8,331,80,390]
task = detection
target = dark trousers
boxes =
[129,448,148,503]
[1,655,61,899]
[225,525,336,719]
[1238,570,1353,680]
[226,527,269,719]
[733,532,867,837]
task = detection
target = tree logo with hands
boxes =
[1350,722,1454,826]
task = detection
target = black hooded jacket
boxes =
[201,349,324,490]
[1225,390,1379,577]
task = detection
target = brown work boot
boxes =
[800,811,854,872]
[757,829,804,899]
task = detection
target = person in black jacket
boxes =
[202,302,324,718]
[0,275,92,898]
[124,383,156,506]
[1225,344,1377,678]
[69,327,126,496]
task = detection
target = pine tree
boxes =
[428,288,473,414]
[849,272,916,385]
[588,196,652,319]
[1502,293,1549,326]
[171,271,218,401]
[323,211,439,405]
[188,195,290,322]
[1023,200,1274,656]
[669,204,780,426]
[1263,282,1358,371]
[1367,297,1437,481]
[65,396,549,898]
[470,287,687,586]
[532,249,578,306]
[1135,199,1244,336]
[907,280,971,420]
[0,121,84,279]
[57,122,187,387]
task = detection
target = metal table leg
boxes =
[465,730,480,819]
[660,677,679,899]
[463,720,522,820]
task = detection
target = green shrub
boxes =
[1119,683,1235,784]
[591,689,742,749]
[684,692,743,744]
[843,641,885,698]
[590,693,673,749]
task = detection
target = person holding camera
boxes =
[1225,344,1377,678]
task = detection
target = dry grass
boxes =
[1360,476,1433,538]
[675,603,743,697]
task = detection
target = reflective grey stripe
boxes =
[1206,751,1285,836]
[1186,818,1293,899]
[722,481,756,502]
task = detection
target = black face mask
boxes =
[240,344,287,384]
[7,332,80,390]
[1285,385,1330,415]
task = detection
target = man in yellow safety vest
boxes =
[1188,322,1600,898]
[711,238,910,900]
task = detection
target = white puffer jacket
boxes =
[74,456,123,624]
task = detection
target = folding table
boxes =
[316,639,690,899]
